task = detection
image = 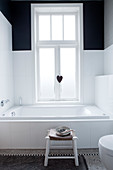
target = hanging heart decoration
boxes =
[57,75,63,83]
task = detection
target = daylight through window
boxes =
[32,4,83,103]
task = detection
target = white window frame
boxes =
[31,3,83,105]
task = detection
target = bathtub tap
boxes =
[11,111,15,116]
[1,99,10,107]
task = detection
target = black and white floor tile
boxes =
[0,149,106,170]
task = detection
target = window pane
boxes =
[52,15,63,40]
[39,15,50,40]
[39,48,55,100]
[64,15,75,40]
[60,48,76,99]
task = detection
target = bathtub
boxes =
[0,105,109,120]
[0,105,112,149]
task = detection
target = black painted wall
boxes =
[11,1,104,50]
[0,0,11,23]
[11,2,31,50]
[84,2,104,50]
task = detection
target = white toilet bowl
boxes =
[99,135,113,170]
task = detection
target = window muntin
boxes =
[38,14,76,41]
[33,4,83,103]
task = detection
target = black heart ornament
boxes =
[57,75,63,83]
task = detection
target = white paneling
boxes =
[83,50,104,104]
[104,44,113,74]
[0,123,11,148]
[96,44,113,117]
[29,122,68,148]
[95,75,113,117]
[13,51,34,105]
[0,12,14,113]
[90,121,113,148]
[0,120,112,149]
[70,122,90,148]
[10,123,30,148]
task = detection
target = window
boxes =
[32,4,83,103]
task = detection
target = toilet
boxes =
[99,135,113,170]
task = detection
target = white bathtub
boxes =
[0,105,109,120]
[0,105,112,149]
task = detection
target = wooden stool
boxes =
[44,129,79,166]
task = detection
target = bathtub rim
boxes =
[0,104,112,122]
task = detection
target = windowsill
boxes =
[34,100,83,107]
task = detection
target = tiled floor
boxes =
[80,149,106,170]
[0,149,106,170]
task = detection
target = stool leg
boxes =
[44,137,50,166]
[73,138,79,166]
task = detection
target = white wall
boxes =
[0,12,14,113]
[104,44,113,74]
[95,75,113,116]
[95,44,113,115]
[95,38,113,115]
[95,0,113,115]
[83,50,104,104]
[13,51,34,105]
[13,50,104,105]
